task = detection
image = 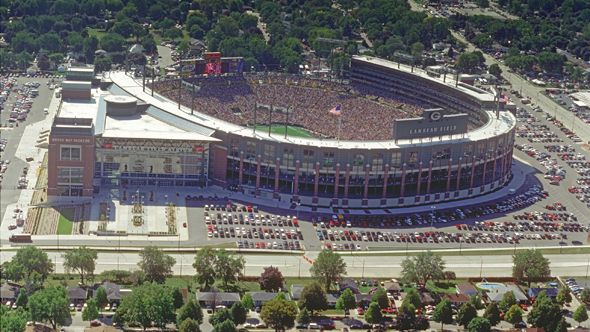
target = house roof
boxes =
[326,294,338,304]
[339,279,359,293]
[290,285,304,300]
[420,292,435,304]
[68,286,88,300]
[196,292,241,303]
[527,288,558,298]
[101,282,121,301]
[456,283,479,296]
[383,282,401,292]
[487,284,528,302]
[248,291,289,302]
[444,293,470,304]
[355,294,372,303]
[0,283,19,300]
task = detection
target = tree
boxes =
[555,317,568,332]
[504,304,523,325]
[215,250,244,290]
[573,305,589,325]
[15,288,28,308]
[469,295,484,310]
[100,32,126,52]
[297,308,311,327]
[488,64,502,78]
[0,308,29,332]
[476,0,490,8]
[138,246,176,283]
[172,288,184,309]
[309,250,346,292]
[581,288,590,303]
[526,291,561,332]
[213,319,236,332]
[260,298,298,332]
[364,302,383,325]
[241,293,254,311]
[177,299,203,327]
[402,288,422,309]
[259,266,284,292]
[29,286,70,330]
[400,251,445,285]
[411,42,424,60]
[298,282,327,316]
[432,299,453,331]
[95,286,108,308]
[209,308,232,326]
[336,288,356,315]
[94,55,112,72]
[556,287,572,306]
[483,302,501,326]
[457,303,478,327]
[115,283,175,330]
[498,291,516,312]
[82,298,99,321]
[194,247,218,290]
[179,318,201,332]
[230,302,247,325]
[467,317,491,332]
[396,302,416,331]
[3,246,54,291]
[512,250,550,287]
[63,246,97,284]
[371,288,389,309]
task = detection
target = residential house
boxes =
[326,294,338,308]
[527,288,558,300]
[248,292,289,307]
[101,282,122,304]
[196,292,241,308]
[290,285,304,301]
[0,283,20,304]
[355,294,372,307]
[383,282,402,296]
[456,283,479,297]
[486,283,528,304]
[444,293,470,307]
[420,292,436,306]
[339,279,360,294]
[68,286,88,305]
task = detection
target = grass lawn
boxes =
[360,246,590,256]
[254,125,316,138]
[425,280,457,294]
[87,28,107,40]
[57,208,75,235]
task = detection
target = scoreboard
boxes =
[190,52,245,75]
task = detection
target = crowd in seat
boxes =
[152,74,424,140]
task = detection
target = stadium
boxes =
[47,55,516,209]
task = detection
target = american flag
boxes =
[329,104,342,116]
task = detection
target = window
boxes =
[352,154,364,172]
[391,151,401,168]
[323,152,334,168]
[432,148,451,160]
[302,149,315,169]
[60,146,81,161]
[282,148,294,168]
[57,167,84,185]
[230,139,240,157]
[371,153,383,172]
[263,144,275,164]
[245,141,256,161]
[408,151,418,165]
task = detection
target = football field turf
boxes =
[253,125,315,138]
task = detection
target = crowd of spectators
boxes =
[152,73,424,140]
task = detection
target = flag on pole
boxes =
[329,104,342,116]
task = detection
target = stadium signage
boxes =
[51,137,92,144]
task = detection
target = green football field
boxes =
[253,125,315,138]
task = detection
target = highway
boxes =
[1,250,588,278]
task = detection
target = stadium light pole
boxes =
[268,106,272,136]
[177,78,181,110]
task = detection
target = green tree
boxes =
[371,288,389,309]
[63,246,98,284]
[29,286,70,330]
[396,302,416,331]
[194,247,218,290]
[213,319,236,332]
[581,288,590,303]
[260,298,298,332]
[526,291,561,332]
[335,288,356,315]
[3,246,54,291]
[100,32,126,52]
[469,295,484,310]
[498,291,516,312]
[411,42,424,61]
[556,287,572,306]
[483,302,501,326]
[297,308,311,327]
[215,250,244,290]
[364,302,383,325]
[138,246,176,283]
[209,308,232,326]
[95,286,108,308]
[259,266,284,292]
[488,64,502,78]
[115,283,176,330]
[298,282,327,316]
[504,304,523,325]
[309,250,346,292]
[230,302,247,325]
[0,308,30,332]
[476,0,490,8]
[400,251,445,285]
[179,318,201,332]
[94,55,112,72]
[555,317,568,332]
[82,298,99,321]
[241,293,254,311]
[457,303,478,327]
[402,288,422,309]
[512,250,550,287]
[573,305,589,325]
[172,288,184,309]
[15,288,28,308]
[432,299,453,331]
[177,299,203,327]
[467,317,491,332]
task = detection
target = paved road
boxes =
[2,250,588,278]
[156,45,175,69]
